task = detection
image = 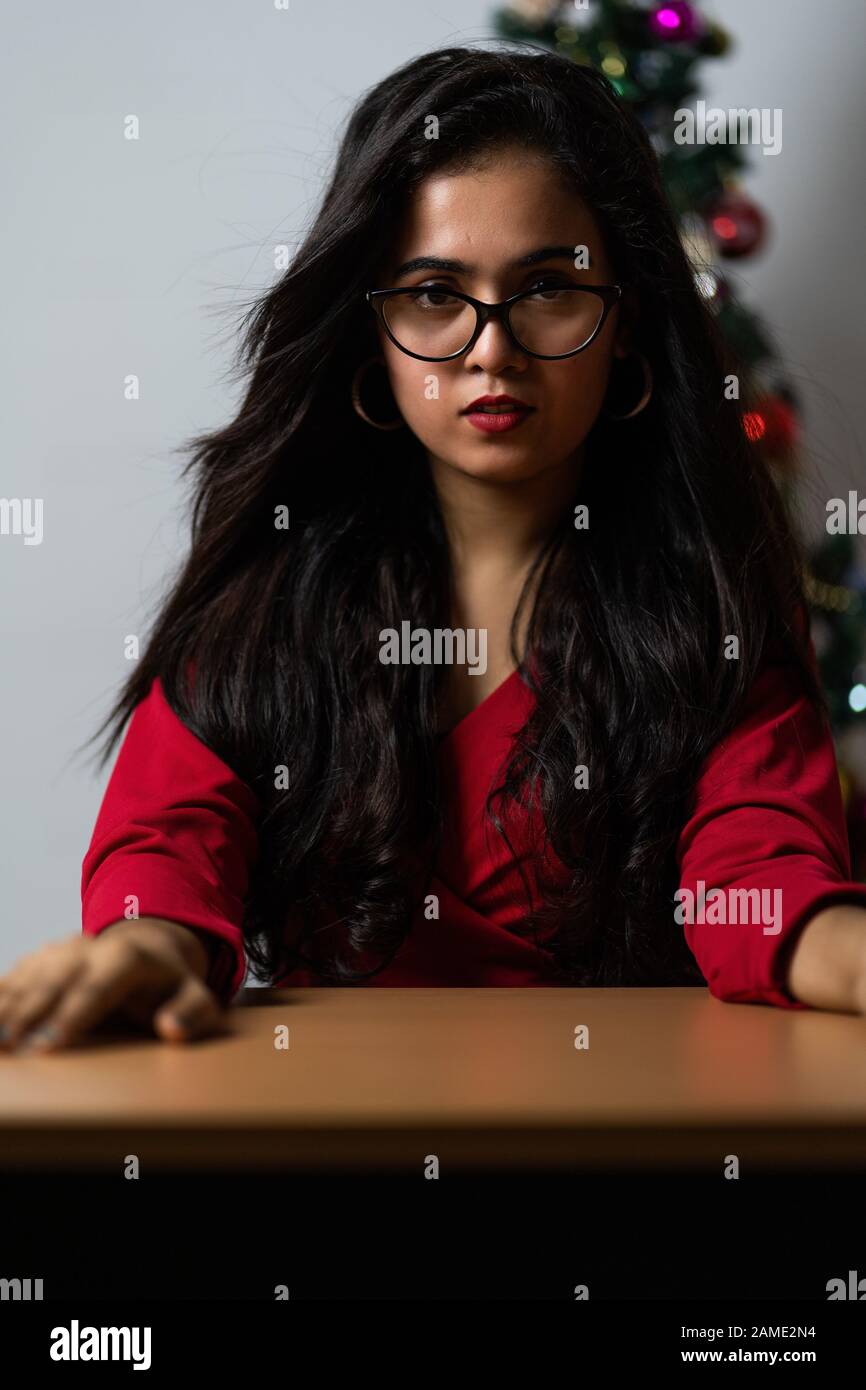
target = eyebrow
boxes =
[391,245,581,278]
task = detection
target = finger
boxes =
[0,979,44,1046]
[0,984,27,1047]
[153,976,224,1043]
[1,965,86,1050]
[1,939,80,990]
[16,945,163,1053]
[0,959,44,1010]
[0,941,87,1039]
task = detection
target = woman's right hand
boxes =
[0,918,227,1055]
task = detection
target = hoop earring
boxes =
[603,351,653,421]
[351,357,404,431]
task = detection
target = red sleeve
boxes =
[676,635,866,1010]
[81,676,261,1004]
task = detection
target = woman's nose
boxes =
[462,318,528,374]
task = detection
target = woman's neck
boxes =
[426,447,583,731]
[428,447,583,575]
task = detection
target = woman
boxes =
[3,44,866,1055]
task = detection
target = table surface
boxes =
[1,987,866,1171]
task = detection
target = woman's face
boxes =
[373,147,634,486]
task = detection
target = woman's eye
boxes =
[411,284,459,308]
[527,278,570,298]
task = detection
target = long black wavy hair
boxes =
[88,43,823,988]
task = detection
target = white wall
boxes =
[699,0,866,537]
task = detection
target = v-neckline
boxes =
[436,667,522,743]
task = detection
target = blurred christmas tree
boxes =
[493,0,866,873]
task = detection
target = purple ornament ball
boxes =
[649,2,701,43]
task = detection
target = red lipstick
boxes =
[461,393,535,434]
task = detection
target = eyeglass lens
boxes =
[381,286,604,357]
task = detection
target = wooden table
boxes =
[1,986,866,1171]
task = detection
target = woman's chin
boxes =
[439,448,556,484]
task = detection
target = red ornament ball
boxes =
[742,395,799,458]
[704,191,767,259]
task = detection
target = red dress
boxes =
[81,645,866,1009]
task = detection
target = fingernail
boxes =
[17,1026,58,1052]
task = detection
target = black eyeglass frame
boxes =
[366,283,624,362]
